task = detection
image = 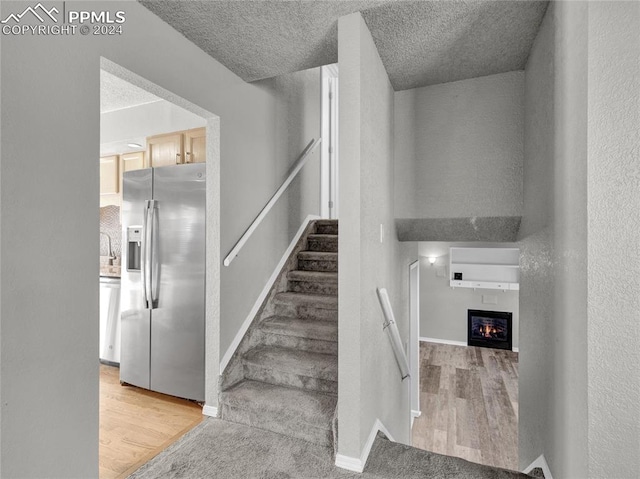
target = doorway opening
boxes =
[98,58,219,478]
[411,243,520,471]
[320,64,339,219]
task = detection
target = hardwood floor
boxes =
[411,342,519,471]
[99,364,203,479]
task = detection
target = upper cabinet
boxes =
[121,151,145,173]
[120,151,146,195]
[100,155,119,196]
[184,128,206,164]
[147,128,206,167]
[147,132,184,167]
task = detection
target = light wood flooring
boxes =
[99,364,203,479]
[411,342,519,471]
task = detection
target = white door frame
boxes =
[409,260,421,426]
[320,64,339,219]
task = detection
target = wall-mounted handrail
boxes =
[224,138,322,267]
[376,288,411,381]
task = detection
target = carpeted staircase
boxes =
[219,220,338,449]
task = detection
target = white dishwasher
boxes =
[99,277,121,364]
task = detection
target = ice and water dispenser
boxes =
[126,226,143,271]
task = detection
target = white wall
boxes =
[0,1,320,476]
[268,66,322,236]
[394,71,524,219]
[520,2,640,477]
[587,2,640,476]
[338,12,417,463]
[418,243,519,350]
[518,3,558,472]
[100,99,206,155]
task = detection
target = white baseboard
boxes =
[202,404,218,417]
[420,337,467,347]
[410,410,421,430]
[334,454,364,473]
[421,337,520,353]
[523,454,553,479]
[335,419,395,473]
[219,215,320,374]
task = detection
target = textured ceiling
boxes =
[139,0,548,91]
[100,70,161,113]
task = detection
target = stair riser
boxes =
[220,404,333,447]
[307,238,338,253]
[244,364,338,394]
[274,303,338,322]
[257,331,338,356]
[297,259,338,272]
[316,224,338,235]
[288,280,338,296]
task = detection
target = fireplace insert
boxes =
[467,309,512,351]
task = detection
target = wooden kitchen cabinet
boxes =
[184,128,206,164]
[119,151,145,195]
[121,151,146,172]
[100,155,119,195]
[147,132,184,167]
[146,128,206,167]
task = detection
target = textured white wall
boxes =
[0,1,319,475]
[519,2,591,474]
[520,2,640,477]
[587,2,640,477]
[518,2,557,472]
[338,12,417,460]
[394,71,524,219]
[549,1,589,475]
[417,243,519,350]
[393,90,416,218]
[268,67,322,236]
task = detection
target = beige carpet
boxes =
[129,418,533,478]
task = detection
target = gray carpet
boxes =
[129,418,533,479]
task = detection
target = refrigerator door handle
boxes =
[141,200,153,309]
[150,200,159,308]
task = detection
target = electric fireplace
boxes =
[467,309,512,351]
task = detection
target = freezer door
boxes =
[150,164,205,401]
[120,169,153,389]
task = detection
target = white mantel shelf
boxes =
[450,280,519,291]
[449,247,520,291]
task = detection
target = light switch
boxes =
[482,294,498,305]
[380,224,384,243]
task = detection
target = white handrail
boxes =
[224,138,322,267]
[376,288,411,381]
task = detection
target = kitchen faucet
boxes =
[100,231,116,264]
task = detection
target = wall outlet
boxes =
[482,294,498,305]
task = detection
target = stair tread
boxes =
[220,380,337,429]
[288,270,338,283]
[244,346,337,382]
[308,234,338,240]
[274,292,338,309]
[298,251,338,260]
[259,316,338,342]
[314,220,338,225]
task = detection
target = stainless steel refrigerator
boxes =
[120,163,205,402]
